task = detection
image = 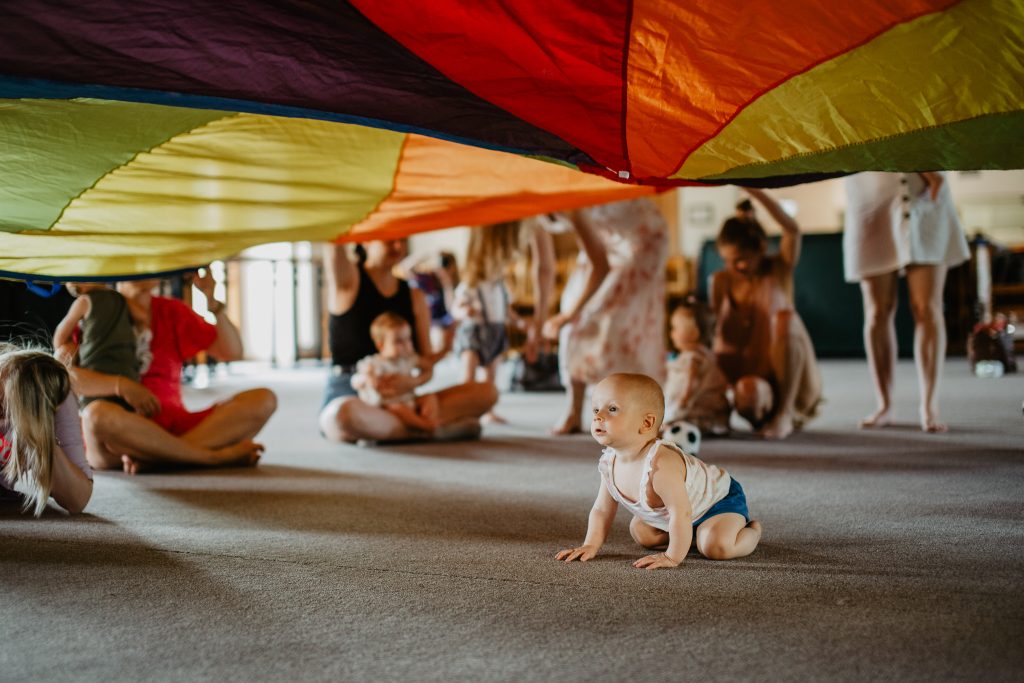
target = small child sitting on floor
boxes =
[663,300,731,437]
[557,373,761,569]
[352,312,439,434]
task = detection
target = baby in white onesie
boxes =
[352,312,439,433]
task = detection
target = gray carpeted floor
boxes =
[3,358,1022,682]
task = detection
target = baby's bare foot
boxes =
[859,406,892,429]
[920,410,948,434]
[482,411,508,425]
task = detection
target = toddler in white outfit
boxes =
[557,373,761,569]
[352,312,439,433]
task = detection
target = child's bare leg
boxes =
[181,388,277,449]
[695,513,762,560]
[629,516,670,549]
[459,350,480,384]
[481,359,506,423]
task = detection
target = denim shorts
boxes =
[321,367,357,409]
[693,477,750,527]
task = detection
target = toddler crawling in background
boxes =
[557,373,761,569]
[353,312,439,434]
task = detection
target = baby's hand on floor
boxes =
[556,545,598,562]
[632,552,681,570]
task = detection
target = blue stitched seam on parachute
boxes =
[0,75,542,159]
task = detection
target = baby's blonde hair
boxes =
[603,373,666,431]
[0,344,71,516]
[369,311,410,346]
[461,221,528,287]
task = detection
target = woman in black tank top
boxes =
[319,240,497,444]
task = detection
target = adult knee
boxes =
[909,297,942,328]
[332,398,362,441]
[82,400,122,439]
[253,388,278,421]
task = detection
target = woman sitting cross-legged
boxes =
[318,240,497,444]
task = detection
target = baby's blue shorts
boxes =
[693,477,750,527]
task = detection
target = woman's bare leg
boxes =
[859,272,899,428]
[553,379,586,435]
[760,310,817,439]
[695,513,762,560]
[435,381,498,425]
[182,388,277,449]
[82,401,261,472]
[319,396,410,443]
[906,264,949,433]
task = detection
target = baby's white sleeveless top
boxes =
[598,439,731,531]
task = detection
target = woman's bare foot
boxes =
[920,408,948,434]
[551,413,582,435]
[859,406,892,429]
[759,414,793,440]
[121,454,149,475]
[482,411,507,425]
[211,439,264,467]
[552,419,577,436]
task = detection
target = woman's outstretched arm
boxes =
[746,188,802,268]
[323,243,358,315]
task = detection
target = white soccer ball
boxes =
[665,420,701,455]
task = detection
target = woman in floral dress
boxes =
[543,198,668,434]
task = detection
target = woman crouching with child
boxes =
[0,344,92,515]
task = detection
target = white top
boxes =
[598,439,730,531]
[352,353,419,407]
[844,172,969,283]
[1,394,92,495]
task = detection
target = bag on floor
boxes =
[509,352,563,392]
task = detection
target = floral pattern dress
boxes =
[559,198,668,385]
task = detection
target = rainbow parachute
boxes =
[1,0,1022,278]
